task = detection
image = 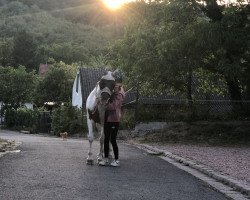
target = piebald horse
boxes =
[86,70,118,165]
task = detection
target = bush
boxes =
[52,104,85,136]
[5,108,39,132]
[120,109,136,130]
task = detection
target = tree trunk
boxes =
[187,65,193,108]
[245,68,250,100]
[187,64,194,120]
[225,76,243,112]
[135,85,140,122]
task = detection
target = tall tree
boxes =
[0,38,14,67]
[198,1,249,108]
[35,62,77,105]
[109,0,203,101]
[109,0,249,109]
[13,30,38,71]
[0,66,38,108]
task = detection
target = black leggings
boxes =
[104,122,119,160]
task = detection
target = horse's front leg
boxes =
[96,123,113,163]
[96,123,104,163]
[86,117,94,165]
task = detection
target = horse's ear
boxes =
[112,69,123,83]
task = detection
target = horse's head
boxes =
[98,71,116,105]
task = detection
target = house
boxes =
[72,67,107,109]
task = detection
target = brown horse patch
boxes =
[88,108,100,123]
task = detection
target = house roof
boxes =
[39,64,50,76]
[79,67,137,106]
[79,67,107,105]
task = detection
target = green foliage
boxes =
[0,1,119,66]
[48,43,90,65]
[0,1,30,17]
[0,66,38,106]
[108,0,249,106]
[0,37,14,67]
[120,109,136,130]
[5,0,91,11]
[51,104,84,135]
[109,1,203,96]
[13,30,38,71]
[35,62,77,105]
[193,68,228,98]
[5,107,39,132]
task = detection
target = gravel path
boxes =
[149,143,250,185]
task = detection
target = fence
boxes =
[37,111,52,133]
[122,99,250,124]
[1,100,249,132]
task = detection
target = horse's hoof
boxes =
[86,159,94,165]
[97,157,102,163]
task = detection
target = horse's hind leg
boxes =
[96,123,104,163]
[86,117,94,165]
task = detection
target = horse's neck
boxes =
[95,84,101,99]
[86,87,98,110]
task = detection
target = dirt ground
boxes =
[139,141,250,185]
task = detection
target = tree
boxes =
[108,0,249,110]
[49,43,90,64]
[13,30,38,71]
[197,1,250,109]
[109,1,203,101]
[35,62,77,105]
[0,66,38,108]
[0,38,14,67]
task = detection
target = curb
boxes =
[133,143,250,198]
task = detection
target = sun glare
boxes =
[102,0,128,10]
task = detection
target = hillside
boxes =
[0,0,93,10]
[0,0,127,68]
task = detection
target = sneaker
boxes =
[98,159,109,166]
[110,160,120,167]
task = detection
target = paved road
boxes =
[0,130,228,200]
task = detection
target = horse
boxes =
[86,70,120,165]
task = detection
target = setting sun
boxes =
[102,0,130,10]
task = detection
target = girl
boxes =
[99,83,125,167]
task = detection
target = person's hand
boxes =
[120,86,125,93]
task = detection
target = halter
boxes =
[95,82,113,104]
